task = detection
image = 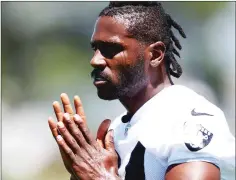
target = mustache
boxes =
[91,69,109,81]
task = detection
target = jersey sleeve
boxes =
[167,106,235,172]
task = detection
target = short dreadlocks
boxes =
[99,1,186,79]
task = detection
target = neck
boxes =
[119,74,172,115]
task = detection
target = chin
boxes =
[97,92,118,100]
[97,89,119,100]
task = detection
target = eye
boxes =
[99,44,124,59]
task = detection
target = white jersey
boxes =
[109,85,235,180]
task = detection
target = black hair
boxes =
[99,1,186,80]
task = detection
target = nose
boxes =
[90,50,107,69]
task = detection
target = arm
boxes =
[165,162,220,180]
[162,105,231,180]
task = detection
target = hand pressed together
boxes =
[48,93,120,180]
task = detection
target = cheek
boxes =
[119,51,134,66]
[116,50,139,68]
[106,51,132,73]
[106,50,140,83]
[112,51,130,67]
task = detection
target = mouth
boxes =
[93,76,108,87]
[91,69,109,86]
[93,80,107,86]
[91,69,109,87]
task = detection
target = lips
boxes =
[92,74,108,87]
[93,77,108,87]
[94,76,107,81]
[91,69,109,86]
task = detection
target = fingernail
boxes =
[60,93,67,97]
[58,121,64,128]
[74,114,81,122]
[52,101,58,106]
[64,113,70,120]
[57,135,63,141]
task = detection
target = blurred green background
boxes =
[2,2,235,180]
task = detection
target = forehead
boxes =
[91,16,131,44]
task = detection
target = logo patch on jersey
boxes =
[183,122,213,152]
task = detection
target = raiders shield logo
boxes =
[183,122,213,152]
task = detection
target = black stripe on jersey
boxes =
[125,141,146,180]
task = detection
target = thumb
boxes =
[105,129,115,152]
[96,119,111,148]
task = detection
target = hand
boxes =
[56,113,120,180]
[48,93,84,176]
[48,93,113,179]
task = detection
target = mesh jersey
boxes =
[109,85,235,180]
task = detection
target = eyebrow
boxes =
[90,40,124,48]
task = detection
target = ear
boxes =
[148,41,166,68]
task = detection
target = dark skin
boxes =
[90,16,171,114]
[48,93,119,180]
[49,16,220,179]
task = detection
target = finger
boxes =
[57,120,80,153]
[74,114,95,145]
[61,93,74,118]
[96,119,111,148]
[96,139,104,149]
[56,135,76,162]
[53,101,63,122]
[64,113,88,148]
[49,117,73,173]
[105,129,115,152]
[74,95,86,122]
[48,116,59,139]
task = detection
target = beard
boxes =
[96,52,149,100]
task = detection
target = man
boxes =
[48,2,235,180]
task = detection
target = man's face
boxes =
[90,16,149,100]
